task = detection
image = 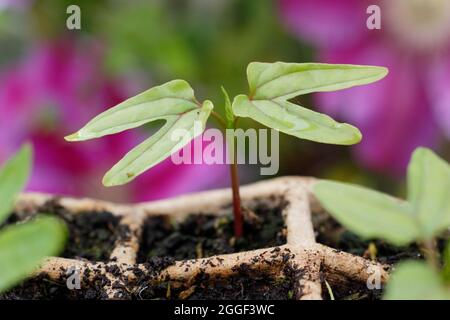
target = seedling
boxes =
[314,147,450,299]
[65,61,388,238]
[0,144,67,293]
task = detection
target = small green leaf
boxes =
[65,80,199,141]
[0,216,67,293]
[233,95,361,145]
[221,86,234,129]
[233,62,387,146]
[65,80,213,187]
[407,147,450,238]
[384,261,450,300]
[0,144,32,224]
[247,62,388,100]
[103,100,213,186]
[314,181,420,246]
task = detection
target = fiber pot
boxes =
[2,177,389,300]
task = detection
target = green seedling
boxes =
[65,61,387,238]
[0,144,67,293]
[314,147,450,299]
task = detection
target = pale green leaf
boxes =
[407,147,450,238]
[0,216,67,293]
[221,86,234,129]
[384,261,450,300]
[103,100,213,186]
[232,95,361,145]
[247,62,388,100]
[0,144,32,224]
[233,62,386,146]
[65,80,199,141]
[313,181,420,246]
[65,79,213,187]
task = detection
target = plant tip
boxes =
[64,133,79,141]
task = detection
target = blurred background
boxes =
[0,0,449,202]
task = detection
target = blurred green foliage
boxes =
[18,0,310,99]
[97,1,312,99]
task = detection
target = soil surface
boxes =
[113,256,176,299]
[312,211,423,265]
[133,248,301,300]
[137,196,287,263]
[4,195,428,301]
[321,272,384,299]
[0,267,110,300]
[1,257,177,300]
[2,196,290,300]
[312,211,425,300]
[6,199,130,261]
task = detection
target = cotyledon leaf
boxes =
[0,144,32,225]
[313,180,420,246]
[103,100,213,186]
[406,147,450,238]
[65,80,199,141]
[0,216,67,293]
[247,62,388,101]
[232,94,361,145]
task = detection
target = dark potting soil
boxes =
[321,277,383,300]
[0,257,176,300]
[312,211,426,300]
[114,256,176,299]
[2,196,293,300]
[5,199,130,262]
[133,248,301,300]
[137,196,288,263]
[312,212,423,265]
[0,266,110,300]
[60,212,127,261]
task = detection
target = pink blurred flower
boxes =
[279,0,450,174]
[0,41,227,202]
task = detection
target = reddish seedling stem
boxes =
[230,160,243,238]
[212,99,243,239]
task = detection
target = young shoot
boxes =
[0,144,67,293]
[314,147,450,299]
[65,61,388,238]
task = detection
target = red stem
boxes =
[230,160,243,238]
[213,92,243,238]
